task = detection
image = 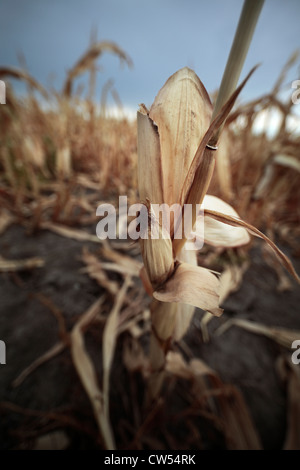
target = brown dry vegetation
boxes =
[0,44,300,450]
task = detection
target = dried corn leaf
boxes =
[0,66,48,98]
[101,245,142,276]
[63,41,133,97]
[273,154,300,173]
[199,311,213,343]
[56,145,71,177]
[262,244,293,292]
[254,164,275,199]
[154,263,222,316]
[76,173,102,190]
[277,356,300,450]
[70,297,115,449]
[166,352,262,450]
[0,209,15,235]
[41,222,101,243]
[13,342,65,388]
[102,277,131,420]
[81,249,119,295]
[219,263,249,305]
[118,309,150,338]
[204,209,300,283]
[123,337,149,373]
[217,318,300,349]
[0,255,44,272]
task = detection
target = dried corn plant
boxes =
[0,37,136,229]
[1,0,300,451]
[136,0,300,402]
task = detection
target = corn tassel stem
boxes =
[210,0,264,145]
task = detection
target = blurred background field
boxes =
[0,0,300,450]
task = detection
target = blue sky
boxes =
[0,0,299,112]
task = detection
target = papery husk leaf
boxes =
[149,67,212,207]
[140,210,174,289]
[137,109,164,204]
[180,66,258,207]
[173,67,258,255]
[173,303,196,341]
[151,300,178,342]
[203,195,250,247]
[204,209,300,283]
[172,247,198,340]
[154,263,222,316]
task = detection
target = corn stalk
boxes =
[138,0,265,404]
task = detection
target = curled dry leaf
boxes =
[0,255,44,272]
[154,262,222,317]
[203,195,250,247]
[204,209,300,283]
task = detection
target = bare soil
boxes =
[0,224,299,450]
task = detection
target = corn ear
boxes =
[139,206,174,290]
[148,67,212,207]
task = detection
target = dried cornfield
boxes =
[0,2,300,451]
